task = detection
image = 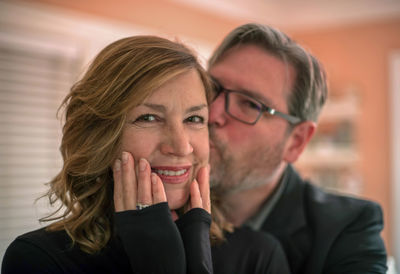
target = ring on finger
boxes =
[136,203,150,210]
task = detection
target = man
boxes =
[208,23,387,273]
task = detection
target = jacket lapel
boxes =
[261,165,311,273]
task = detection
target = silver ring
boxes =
[136,203,150,210]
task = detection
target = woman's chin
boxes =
[167,199,186,210]
[165,187,189,210]
[166,192,189,210]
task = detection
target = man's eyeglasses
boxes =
[212,80,302,125]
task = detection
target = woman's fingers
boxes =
[114,154,210,214]
[113,159,124,212]
[188,165,212,212]
[121,152,137,210]
[151,173,167,204]
[197,165,211,213]
[190,179,202,209]
[137,158,153,207]
[114,153,160,212]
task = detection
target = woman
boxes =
[2,35,290,274]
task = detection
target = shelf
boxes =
[295,89,362,196]
[318,93,359,122]
[296,144,359,168]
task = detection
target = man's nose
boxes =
[160,125,193,156]
[209,93,228,127]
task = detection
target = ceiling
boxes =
[172,0,400,30]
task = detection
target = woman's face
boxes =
[121,69,209,210]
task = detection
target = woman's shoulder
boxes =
[2,227,71,273]
[2,227,130,274]
[14,226,71,250]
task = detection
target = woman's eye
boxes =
[185,115,205,124]
[134,114,158,123]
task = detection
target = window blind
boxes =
[0,32,80,259]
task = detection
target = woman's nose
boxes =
[160,125,193,156]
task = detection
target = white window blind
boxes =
[0,32,81,260]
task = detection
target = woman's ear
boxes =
[283,121,316,163]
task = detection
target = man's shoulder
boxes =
[300,178,387,273]
[302,180,383,222]
[263,166,387,273]
[284,165,382,218]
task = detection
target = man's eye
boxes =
[241,99,262,111]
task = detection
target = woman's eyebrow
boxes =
[186,104,208,114]
[142,103,166,112]
[142,103,207,113]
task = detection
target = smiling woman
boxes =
[2,35,290,274]
[1,35,218,274]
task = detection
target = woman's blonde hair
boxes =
[40,35,231,253]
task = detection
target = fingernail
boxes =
[114,159,121,171]
[122,152,128,164]
[151,173,157,185]
[139,158,146,172]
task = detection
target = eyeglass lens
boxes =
[226,92,262,124]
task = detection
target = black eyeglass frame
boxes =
[220,89,302,125]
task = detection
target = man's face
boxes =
[208,44,296,193]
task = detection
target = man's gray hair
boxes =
[209,23,328,122]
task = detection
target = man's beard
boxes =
[209,128,285,196]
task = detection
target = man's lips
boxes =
[209,141,216,149]
[209,141,219,152]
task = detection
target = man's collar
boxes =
[244,167,288,230]
[260,164,308,235]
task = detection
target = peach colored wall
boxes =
[291,19,400,254]
[24,0,398,254]
[24,0,242,47]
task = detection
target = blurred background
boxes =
[0,0,399,271]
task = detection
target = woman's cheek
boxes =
[121,130,158,160]
[192,130,210,164]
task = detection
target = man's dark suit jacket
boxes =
[261,165,387,274]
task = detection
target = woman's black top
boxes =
[2,202,290,273]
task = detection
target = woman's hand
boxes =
[113,151,186,274]
[113,151,166,212]
[169,165,211,221]
[188,165,211,214]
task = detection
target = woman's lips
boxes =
[151,165,192,184]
